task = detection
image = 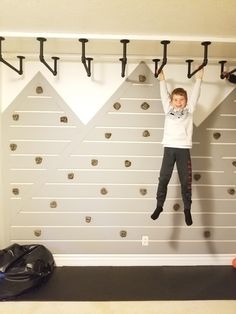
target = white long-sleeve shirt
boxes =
[160,79,202,148]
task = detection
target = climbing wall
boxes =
[2,62,236,255]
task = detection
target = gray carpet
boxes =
[11,266,236,301]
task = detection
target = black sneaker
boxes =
[184,209,193,226]
[151,206,163,220]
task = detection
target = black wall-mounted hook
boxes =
[219,60,227,79]
[0,37,25,75]
[119,39,129,77]
[152,58,160,78]
[219,60,236,79]
[186,41,211,78]
[79,38,93,77]
[37,37,59,76]
[152,40,170,78]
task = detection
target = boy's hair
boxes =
[170,88,188,101]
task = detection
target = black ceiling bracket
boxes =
[153,40,170,78]
[119,39,130,77]
[0,37,25,75]
[186,41,211,78]
[79,38,93,77]
[219,60,228,79]
[152,58,160,78]
[219,60,236,79]
[37,37,59,76]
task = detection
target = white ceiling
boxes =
[0,0,236,64]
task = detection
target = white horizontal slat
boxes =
[8,198,236,214]
[86,127,163,142]
[205,116,236,128]
[121,84,160,98]
[96,113,164,128]
[33,184,156,198]
[207,130,236,143]
[109,99,163,113]
[8,156,230,184]
[28,184,236,200]
[8,169,48,182]
[192,157,222,170]
[191,185,236,199]
[215,100,236,114]
[9,240,236,255]
[192,142,236,157]
[9,197,236,215]
[8,168,159,183]
[6,184,34,198]
[192,171,233,185]
[47,169,159,184]
[16,97,66,111]
[7,180,234,200]
[8,141,70,154]
[67,155,164,170]
[8,197,155,213]
[72,142,163,155]
[18,77,60,98]
[10,225,236,241]
[40,169,229,185]
[5,112,76,126]
[10,212,236,227]
[6,126,77,140]
[8,155,60,168]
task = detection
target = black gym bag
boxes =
[0,243,55,300]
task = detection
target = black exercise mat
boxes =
[9,266,236,301]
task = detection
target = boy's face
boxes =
[171,94,187,109]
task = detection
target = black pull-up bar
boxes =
[186,41,211,78]
[0,37,25,75]
[37,37,60,76]
[219,60,236,79]
[1,37,233,81]
[153,40,170,78]
[79,38,93,77]
[119,39,129,77]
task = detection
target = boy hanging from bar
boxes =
[151,68,204,226]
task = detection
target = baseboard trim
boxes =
[54,254,235,266]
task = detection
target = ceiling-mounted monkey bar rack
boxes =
[119,39,130,77]
[219,60,236,79]
[0,36,235,80]
[0,37,25,75]
[79,38,93,77]
[186,41,211,78]
[152,40,170,78]
[37,37,60,76]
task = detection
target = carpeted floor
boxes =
[1,301,236,314]
[4,266,236,301]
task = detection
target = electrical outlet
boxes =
[141,235,149,246]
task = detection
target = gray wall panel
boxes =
[3,64,236,256]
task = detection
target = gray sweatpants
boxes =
[156,147,192,210]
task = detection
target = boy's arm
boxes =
[158,70,170,112]
[189,68,204,112]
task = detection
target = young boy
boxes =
[151,69,203,226]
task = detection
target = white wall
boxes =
[1,60,135,124]
[1,60,234,125]
[0,58,235,251]
[0,66,4,248]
